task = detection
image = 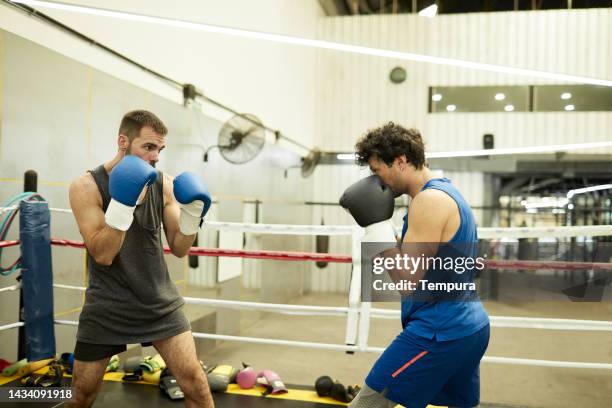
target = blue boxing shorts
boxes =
[364,324,490,408]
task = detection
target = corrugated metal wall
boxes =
[316,9,612,152]
[309,9,611,293]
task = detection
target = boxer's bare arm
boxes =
[385,190,456,294]
[403,189,453,245]
[162,173,197,258]
[69,174,125,265]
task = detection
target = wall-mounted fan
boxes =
[204,113,265,164]
[283,147,321,178]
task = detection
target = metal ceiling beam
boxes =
[500,177,531,195]
[521,178,563,193]
[317,0,350,15]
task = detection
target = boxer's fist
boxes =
[173,171,211,235]
[339,175,396,242]
[105,156,157,231]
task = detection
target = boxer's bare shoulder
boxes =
[69,173,102,210]
[69,173,106,249]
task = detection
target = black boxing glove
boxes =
[339,175,396,242]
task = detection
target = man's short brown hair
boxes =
[119,110,168,141]
[355,122,426,169]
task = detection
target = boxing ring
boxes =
[0,198,612,407]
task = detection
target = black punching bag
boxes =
[316,219,329,269]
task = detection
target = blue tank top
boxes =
[400,178,489,341]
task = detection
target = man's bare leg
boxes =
[68,357,110,408]
[153,331,214,408]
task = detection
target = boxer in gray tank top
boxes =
[76,164,189,344]
[68,110,214,408]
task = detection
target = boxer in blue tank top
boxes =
[345,123,490,408]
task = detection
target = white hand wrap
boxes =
[179,200,205,236]
[363,220,397,243]
[105,198,136,231]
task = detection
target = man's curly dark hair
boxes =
[355,122,426,169]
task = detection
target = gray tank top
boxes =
[76,164,190,345]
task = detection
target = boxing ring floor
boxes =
[0,374,347,408]
[193,292,612,408]
[0,370,521,408]
[46,291,610,408]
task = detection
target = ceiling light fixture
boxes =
[335,141,612,160]
[418,4,438,18]
[425,140,612,158]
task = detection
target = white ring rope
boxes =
[54,320,78,327]
[0,206,17,214]
[0,206,604,238]
[206,221,354,236]
[369,308,612,331]
[364,345,612,369]
[53,283,86,292]
[478,225,612,239]
[48,320,612,369]
[48,207,75,214]
[193,332,359,352]
[488,316,612,331]
[51,284,612,331]
[0,322,24,331]
[0,284,21,293]
[480,356,612,370]
[183,296,350,316]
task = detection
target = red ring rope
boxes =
[49,238,352,263]
[485,259,612,271]
[2,239,612,270]
[0,240,19,248]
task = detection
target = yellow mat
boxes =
[1,367,445,407]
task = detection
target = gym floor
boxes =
[195,291,612,408]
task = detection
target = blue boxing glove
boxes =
[105,156,157,231]
[173,172,211,235]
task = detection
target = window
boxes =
[534,85,612,112]
[430,84,612,113]
[430,86,530,113]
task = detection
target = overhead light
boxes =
[567,203,575,210]
[504,104,514,112]
[336,153,356,161]
[446,104,456,112]
[432,93,442,101]
[551,208,565,214]
[11,0,612,87]
[418,4,438,18]
[567,184,612,199]
[526,208,538,214]
[336,140,612,162]
[425,140,612,159]
[522,197,569,209]
[564,104,575,111]
[495,93,506,101]
[561,92,572,100]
